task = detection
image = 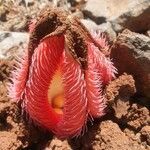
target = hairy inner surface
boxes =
[48,68,64,114]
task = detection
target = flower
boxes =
[9,7,117,139]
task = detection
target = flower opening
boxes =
[9,8,117,139]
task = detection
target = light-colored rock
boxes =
[72,10,84,19]
[84,0,150,32]
[111,0,150,32]
[24,0,35,6]
[81,19,116,41]
[84,0,130,20]
[81,19,98,30]
[98,22,116,41]
[111,29,150,98]
[0,31,29,60]
[146,30,150,37]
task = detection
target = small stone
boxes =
[46,137,71,150]
[140,126,150,145]
[72,10,84,19]
[106,74,136,119]
[146,30,150,37]
[98,22,117,41]
[24,0,35,6]
[0,31,29,60]
[81,19,98,30]
[124,103,150,130]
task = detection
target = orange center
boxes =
[48,69,64,114]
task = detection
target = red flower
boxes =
[9,8,117,138]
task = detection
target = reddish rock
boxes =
[111,29,150,98]
[106,73,136,119]
[125,104,150,130]
[81,120,146,150]
[45,138,71,150]
[140,126,150,146]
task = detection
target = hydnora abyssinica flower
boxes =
[9,7,117,138]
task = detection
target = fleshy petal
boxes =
[85,32,117,117]
[24,35,65,129]
[91,32,117,85]
[85,48,106,118]
[56,51,88,138]
[95,44,117,85]
[9,50,29,102]
[29,19,37,33]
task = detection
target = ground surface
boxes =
[0,0,150,150]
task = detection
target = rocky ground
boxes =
[0,0,150,150]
